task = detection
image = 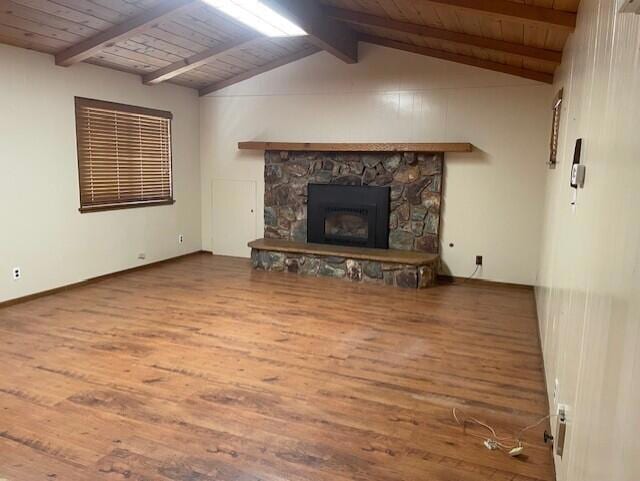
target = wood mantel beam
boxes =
[325,7,562,64]
[199,47,320,96]
[263,0,358,63]
[420,0,576,30]
[55,0,197,67]
[237,141,473,153]
[144,33,262,85]
[360,35,554,84]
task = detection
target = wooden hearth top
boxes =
[249,238,439,266]
[238,141,473,153]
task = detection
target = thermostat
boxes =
[570,138,585,188]
[571,164,586,188]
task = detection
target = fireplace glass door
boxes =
[307,184,390,249]
[324,207,370,244]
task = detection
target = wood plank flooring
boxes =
[0,253,554,481]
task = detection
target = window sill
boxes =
[79,199,175,213]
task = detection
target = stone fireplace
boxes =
[248,148,447,288]
[307,183,390,249]
[243,141,472,288]
[264,150,443,253]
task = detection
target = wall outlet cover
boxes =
[557,403,569,420]
[12,267,21,280]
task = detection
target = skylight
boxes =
[203,0,307,37]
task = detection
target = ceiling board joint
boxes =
[325,7,562,64]
[360,34,554,84]
[55,0,198,67]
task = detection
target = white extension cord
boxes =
[452,407,554,458]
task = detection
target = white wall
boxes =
[536,2,640,480]
[200,43,552,285]
[0,45,201,303]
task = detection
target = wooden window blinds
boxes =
[75,97,174,213]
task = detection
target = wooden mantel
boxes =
[238,141,473,153]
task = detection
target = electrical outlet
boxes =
[12,267,21,281]
[138,253,146,260]
[557,403,569,418]
[475,255,483,266]
[178,234,184,244]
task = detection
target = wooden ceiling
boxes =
[0,0,580,96]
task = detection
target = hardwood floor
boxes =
[0,253,554,481]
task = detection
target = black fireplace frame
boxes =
[307,184,390,249]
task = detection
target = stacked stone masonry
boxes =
[251,249,438,289]
[264,150,443,254]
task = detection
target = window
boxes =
[549,89,563,168]
[75,97,174,212]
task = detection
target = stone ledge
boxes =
[250,240,439,289]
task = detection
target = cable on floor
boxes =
[452,408,555,457]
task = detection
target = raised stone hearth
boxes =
[253,251,437,288]
[249,238,439,289]
[264,150,443,254]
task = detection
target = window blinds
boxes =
[75,97,174,212]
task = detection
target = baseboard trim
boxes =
[437,275,534,290]
[0,251,210,309]
[3,257,532,309]
[532,286,557,481]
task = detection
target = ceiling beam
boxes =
[420,0,576,30]
[263,0,358,63]
[55,0,196,67]
[325,7,562,64]
[143,33,262,85]
[360,35,554,84]
[199,46,320,96]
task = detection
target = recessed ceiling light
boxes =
[203,0,307,37]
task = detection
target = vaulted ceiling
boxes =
[0,0,580,96]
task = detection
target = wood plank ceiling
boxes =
[0,0,580,96]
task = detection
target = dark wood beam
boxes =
[325,7,562,64]
[143,33,262,85]
[422,0,576,30]
[55,0,196,66]
[199,46,320,96]
[238,141,473,153]
[263,0,358,63]
[360,35,554,84]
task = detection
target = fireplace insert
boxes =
[307,184,390,249]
